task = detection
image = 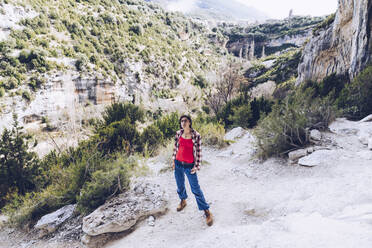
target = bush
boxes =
[102,102,144,126]
[77,159,130,213]
[0,87,4,97]
[336,65,372,119]
[193,75,207,88]
[154,112,179,140]
[96,117,140,154]
[22,91,31,101]
[193,116,227,148]
[140,125,164,155]
[254,89,336,159]
[129,24,144,35]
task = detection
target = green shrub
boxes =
[193,75,207,88]
[22,90,31,101]
[0,87,4,97]
[129,24,144,35]
[75,55,88,71]
[77,161,130,213]
[336,65,372,119]
[193,116,227,148]
[102,102,144,126]
[96,117,140,154]
[313,13,336,35]
[255,89,336,159]
[140,125,164,155]
[154,112,179,140]
[228,104,252,128]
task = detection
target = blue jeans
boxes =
[174,160,210,210]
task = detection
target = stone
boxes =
[288,149,308,162]
[359,114,372,123]
[82,182,168,237]
[147,216,155,226]
[310,129,321,141]
[34,204,76,237]
[224,127,245,141]
[298,150,336,167]
[368,138,372,150]
[0,215,9,229]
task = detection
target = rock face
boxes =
[297,0,372,83]
[34,204,76,237]
[82,182,168,237]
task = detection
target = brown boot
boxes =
[176,199,187,211]
[205,209,213,226]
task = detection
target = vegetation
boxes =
[336,65,372,119]
[313,13,336,36]
[0,0,223,99]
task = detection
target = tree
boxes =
[206,62,245,115]
[0,114,39,206]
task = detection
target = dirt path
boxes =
[105,120,372,248]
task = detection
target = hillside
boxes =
[0,0,231,155]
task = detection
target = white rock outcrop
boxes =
[82,182,168,237]
[224,127,245,141]
[34,204,76,237]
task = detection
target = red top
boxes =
[176,136,194,163]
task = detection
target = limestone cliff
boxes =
[297,0,372,83]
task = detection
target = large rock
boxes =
[82,182,168,237]
[298,150,336,167]
[34,204,76,237]
[288,149,308,162]
[224,127,245,141]
[297,0,371,83]
[310,129,322,141]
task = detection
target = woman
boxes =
[172,115,213,226]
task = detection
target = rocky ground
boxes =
[1,117,372,247]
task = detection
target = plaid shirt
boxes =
[172,129,202,170]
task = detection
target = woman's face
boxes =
[180,117,190,129]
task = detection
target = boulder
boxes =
[310,129,321,141]
[298,150,336,167]
[288,149,308,162]
[0,215,9,229]
[224,127,245,141]
[82,182,168,237]
[34,204,76,237]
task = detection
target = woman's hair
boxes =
[179,115,192,129]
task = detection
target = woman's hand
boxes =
[172,162,175,170]
[190,168,197,174]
